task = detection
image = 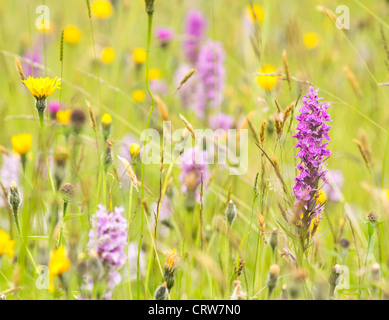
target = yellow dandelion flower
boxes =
[257,64,278,91]
[101,113,112,126]
[303,32,319,50]
[316,189,327,205]
[11,133,32,155]
[164,248,179,271]
[132,89,146,102]
[0,230,15,259]
[49,246,71,279]
[133,48,147,64]
[386,189,389,200]
[245,4,264,23]
[130,143,141,158]
[91,0,113,19]
[64,25,82,44]
[101,47,115,64]
[148,68,162,81]
[21,76,61,100]
[56,110,72,125]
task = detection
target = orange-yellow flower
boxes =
[148,68,162,81]
[132,89,146,102]
[64,25,82,44]
[303,33,320,50]
[133,48,147,65]
[49,246,71,280]
[130,143,141,158]
[21,76,61,100]
[11,133,32,155]
[164,248,179,271]
[257,64,278,91]
[101,113,112,126]
[91,0,113,19]
[245,4,264,23]
[56,110,72,125]
[101,47,115,64]
[0,230,15,259]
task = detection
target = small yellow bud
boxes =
[133,48,147,64]
[130,143,141,158]
[101,113,112,126]
[101,47,115,64]
[63,25,81,44]
[132,89,146,103]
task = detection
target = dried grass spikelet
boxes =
[176,68,197,91]
[85,100,97,132]
[142,198,150,215]
[316,6,340,26]
[117,155,138,191]
[259,119,268,147]
[282,49,291,90]
[343,66,362,98]
[15,58,26,81]
[179,114,195,139]
[283,102,294,125]
[358,129,372,165]
[353,139,370,169]
[257,209,267,244]
[155,95,169,121]
[274,113,283,139]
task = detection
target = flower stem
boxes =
[138,10,155,299]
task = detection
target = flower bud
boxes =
[154,282,168,300]
[71,108,86,134]
[60,183,74,201]
[101,113,112,141]
[270,228,278,252]
[105,140,114,169]
[144,0,155,14]
[225,200,237,226]
[329,264,341,298]
[266,264,280,296]
[8,182,21,213]
[130,143,141,159]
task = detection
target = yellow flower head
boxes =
[130,143,141,158]
[22,76,61,100]
[49,246,71,279]
[92,0,113,19]
[303,32,319,50]
[101,47,115,64]
[164,248,179,271]
[245,4,264,23]
[132,89,146,103]
[257,64,278,91]
[56,110,72,125]
[64,25,82,44]
[101,113,112,126]
[385,189,389,200]
[133,48,147,64]
[0,229,15,259]
[316,189,327,205]
[11,133,32,155]
[148,68,162,81]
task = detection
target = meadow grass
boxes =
[0,0,388,300]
